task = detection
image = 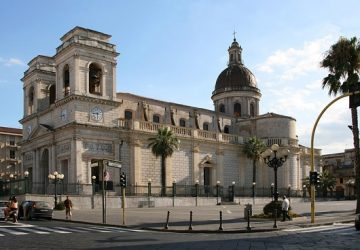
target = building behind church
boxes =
[18,27,321,198]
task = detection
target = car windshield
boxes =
[34,201,51,207]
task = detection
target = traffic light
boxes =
[309,171,318,185]
[120,173,127,187]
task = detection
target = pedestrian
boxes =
[281,195,291,221]
[64,196,73,220]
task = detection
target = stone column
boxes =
[215,148,224,185]
[192,145,200,183]
[130,139,142,185]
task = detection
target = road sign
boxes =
[107,160,122,168]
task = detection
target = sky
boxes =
[0,0,359,154]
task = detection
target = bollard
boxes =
[164,211,170,230]
[219,211,223,231]
[246,209,251,231]
[273,208,278,228]
[189,211,193,230]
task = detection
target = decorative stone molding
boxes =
[83,141,112,154]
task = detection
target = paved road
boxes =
[0,220,359,249]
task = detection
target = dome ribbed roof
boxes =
[215,65,257,91]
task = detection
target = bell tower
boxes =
[54,27,119,101]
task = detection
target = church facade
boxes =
[19,27,320,196]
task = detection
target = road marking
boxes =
[35,227,71,234]
[75,226,113,233]
[284,224,353,233]
[0,227,28,235]
[53,227,89,233]
[17,227,50,234]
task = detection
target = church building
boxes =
[19,27,319,196]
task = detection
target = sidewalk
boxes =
[52,200,357,233]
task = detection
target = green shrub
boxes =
[263,201,283,217]
[54,201,65,210]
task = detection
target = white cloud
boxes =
[257,36,334,80]
[0,57,25,67]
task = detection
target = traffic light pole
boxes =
[310,92,356,223]
[122,186,126,225]
[101,160,107,224]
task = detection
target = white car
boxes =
[0,200,9,220]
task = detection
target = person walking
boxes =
[64,196,73,220]
[281,195,291,221]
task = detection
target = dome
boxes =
[213,65,258,94]
[212,38,260,97]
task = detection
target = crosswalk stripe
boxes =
[53,227,89,233]
[17,227,50,234]
[0,228,28,235]
[76,226,113,233]
[35,227,71,234]
[284,224,353,233]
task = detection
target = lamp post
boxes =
[216,181,220,205]
[252,182,256,204]
[195,180,199,206]
[48,171,64,207]
[261,144,289,202]
[231,181,235,202]
[92,175,97,195]
[172,179,176,207]
[24,171,29,194]
[288,184,291,201]
[270,183,274,201]
[148,179,151,208]
[9,174,14,196]
[303,184,307,199]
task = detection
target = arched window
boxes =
[219,104,225,113]
[153,114,160,123]
[28,86,34,114]
[124,110,133,120]
[234,103,241,117]
[224,125,230,134]
[63,64,70,96]
[203,122,209,131]
[49,84,56,105]
[250,103,255,117]
[89,63,102,95]
[179,118,186,127]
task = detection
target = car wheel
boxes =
[46,217,52,221]
[355,224,360,231]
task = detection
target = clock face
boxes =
[27,125,32,135]
[61,109,67,121]
[90,107,103,121]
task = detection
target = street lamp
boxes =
[172,179,176,207]
[288,184,291,201]
[216,181,220,205]
[271,183,274,201]
[92,175,97,194]
[231,181,235,202]
[195,180,199,206]
[9,174,14,195]
[252,182,256,204]
[303,184,307,199]
[147,179,152,208]
[24,171,29,193]
[48,171,64,207]
[261,144,289,202]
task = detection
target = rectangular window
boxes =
[125,110,132,120]
[9,150,15,159]
[340,178,343,184]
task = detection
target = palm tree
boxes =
[243,137,266,184]
[319,170,336,197]
[321,36,360,212]
[148,127,180,196]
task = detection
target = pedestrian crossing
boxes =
[0,222,143,236]
[284,223,360,235]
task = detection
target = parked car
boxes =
[0,200,9,220]
[19,201,53,220]
[355,214,360,230]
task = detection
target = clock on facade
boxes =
[90,106,103,121]
[61,109,67,121]
[27,124,32,134]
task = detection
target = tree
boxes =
[319,170,336,197]
[321,36,360,212]
[243,136,266,184]
[148,127,180,196]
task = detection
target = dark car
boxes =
[19,201,53,220]
[355,214,360,230]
